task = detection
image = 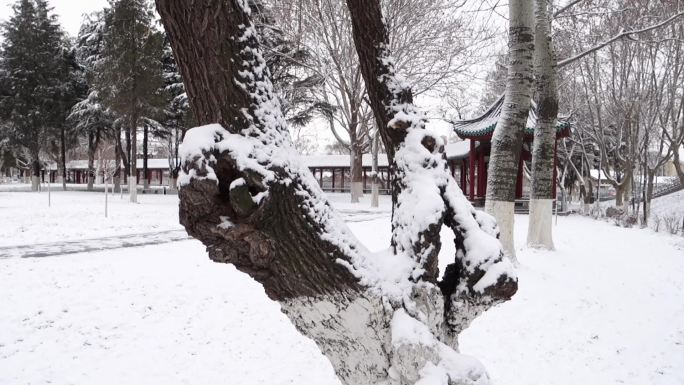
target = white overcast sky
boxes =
[0,0,110,37]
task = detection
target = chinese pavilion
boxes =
[446,96,571,204]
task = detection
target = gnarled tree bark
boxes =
[156,1,517,384]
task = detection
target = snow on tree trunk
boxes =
[484,0,535,259]
[527,0,558,250]
[156,1,516,384]
[346,0,517,378]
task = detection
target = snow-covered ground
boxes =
[0,189,182,247]
[1,191,683,385]
[650,188,684,221]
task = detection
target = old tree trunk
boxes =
[156,1,517,384]
[526,0,558,250]
[485,0,535,260]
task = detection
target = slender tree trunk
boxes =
[143,124,149,189]
[114,136,121,193]
[156,1,516,384]
[527,0,558,250]
[31,152,40,192]
[371,135,380,208]
[485,0,535,259]
[87,132,96,191]
[124,126,131,176]
[623,171,633,210]
[60,126,67,191]
[644,168,655,224]
[129,116,138,203]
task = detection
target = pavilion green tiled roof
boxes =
[453,95,571,139]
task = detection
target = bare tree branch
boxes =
[558,11,684,68]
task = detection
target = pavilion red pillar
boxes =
[331,169,336,191]
[460,160,466,190]
[319,168,323,187]
[469,140,475,200]
[340,168,345,191]
[553,139,558,199]
[477,151,486,198]
[363,169,367,191]
[515,155,524,199]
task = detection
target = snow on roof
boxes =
[589,169,612,181]
[301,154,389,168]
[444,140,471,160]
[45,147,475,171]
[46,158,176,170]
[452,95,571,139]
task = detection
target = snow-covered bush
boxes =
[662,215,682,235]
[651,214,661,233]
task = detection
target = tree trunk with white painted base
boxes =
[485,0,535,260]
[129,114,138,203]
[156,1,516,384]
[350,143,364,203]
[30,157,40,191]
[527,0,558,250]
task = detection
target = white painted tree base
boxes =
[31,176,40,192]
[485,200,516,263]
[351,182,364,203]
[526,198,555,250]
[280,284,490,385]
[129,179,137,203]
[371,183,379,208]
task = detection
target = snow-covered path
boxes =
[0,229,190,258]
[1,191,683,385]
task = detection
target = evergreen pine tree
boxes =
[159,37,193,189]
[71,11,116,191]
[0,0,73,190]
[95,0,164,202]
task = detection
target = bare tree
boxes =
[155,1,516,384]
[270,0,495,203]
[555,0,684,210]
